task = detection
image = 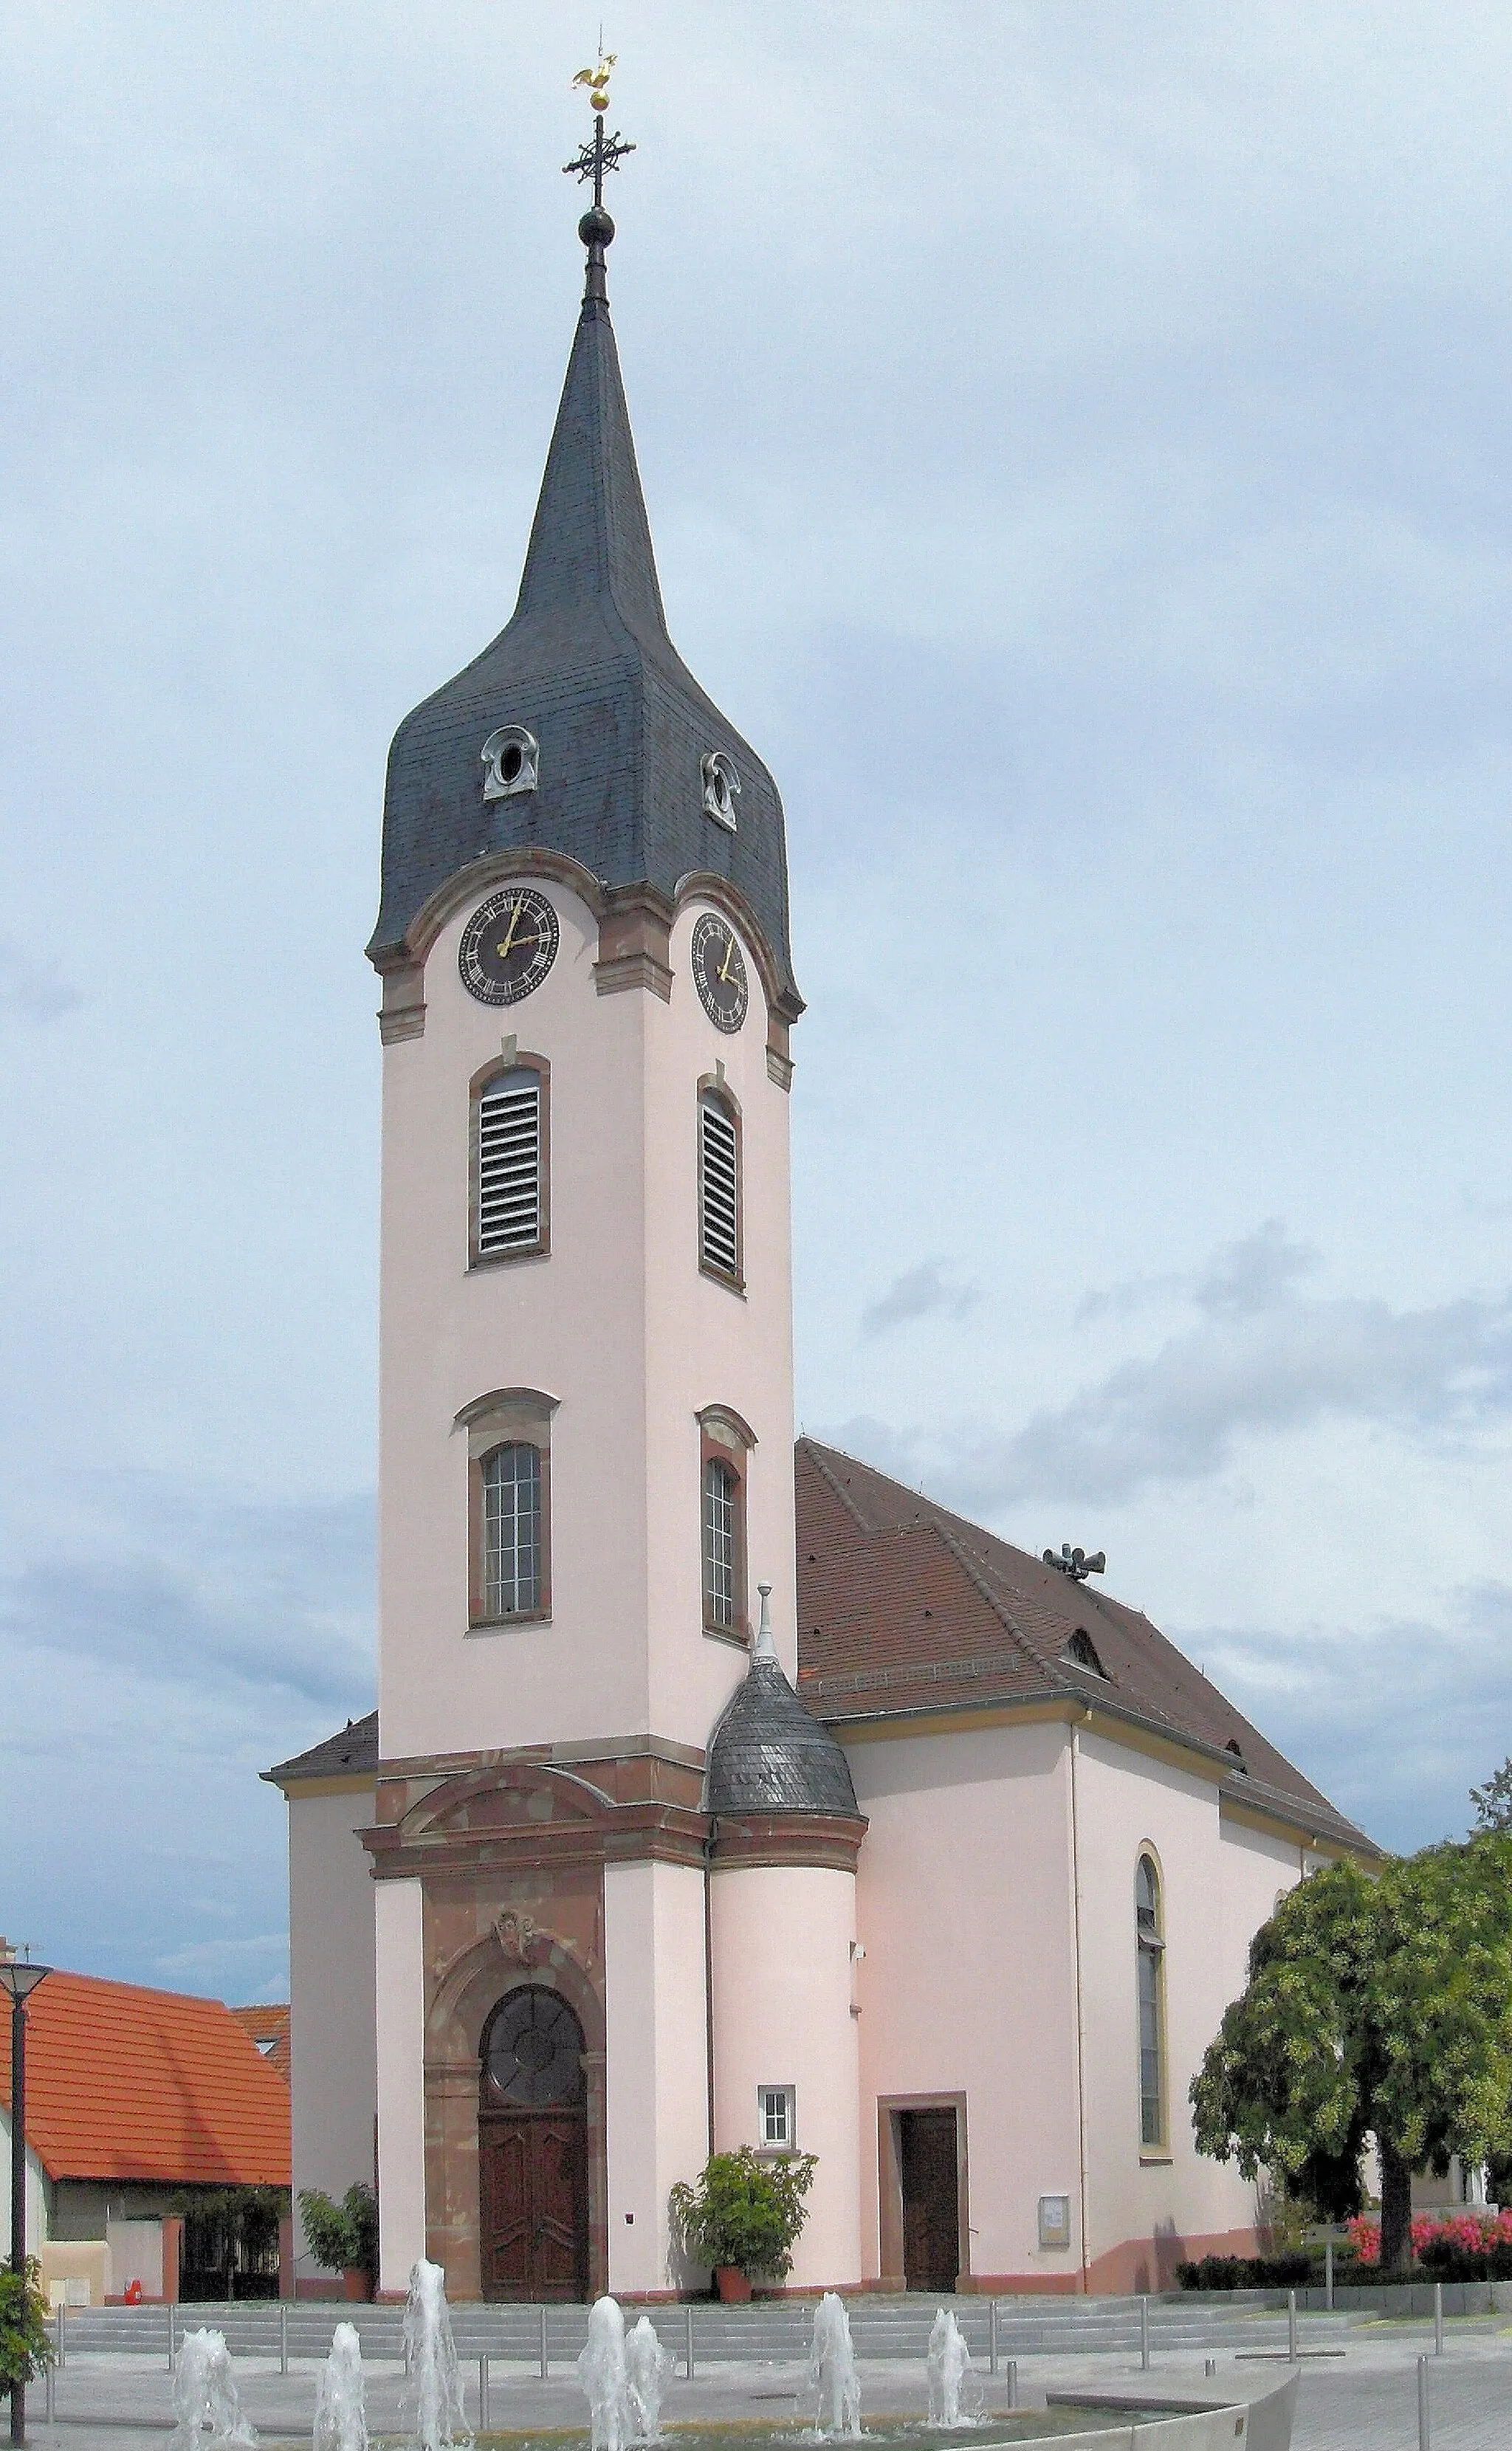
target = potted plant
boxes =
[297,2183,379,2301]
[669,2147,817,2300]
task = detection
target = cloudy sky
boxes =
[4,2,1511,2002]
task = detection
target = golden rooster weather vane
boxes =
[564,44,634,211]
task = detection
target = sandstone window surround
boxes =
[458,1386,559,1632]
[470,1049,550,1267]
[698,1404,755,1646]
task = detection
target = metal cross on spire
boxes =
[563,48,635,207]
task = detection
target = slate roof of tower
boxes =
[704,1650,860,1819]
[793,1438,1378,1857]
[368,233,800,1008]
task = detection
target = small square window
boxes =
[1038,2193,1072,2252]
[758,2085,794,2149]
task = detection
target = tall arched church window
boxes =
[471,1057,549,1264]
[698,1404,755,1646]
[460,1386,557,1633]
[1136,1853,1167,2151]
[704,1457,738,1632]
[481,1442,543,1619]
[698,1086,741,1285]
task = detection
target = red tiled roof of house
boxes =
[230,2004,290,2086]
[0,1968,290,2186]
[795,1437,1376,1857]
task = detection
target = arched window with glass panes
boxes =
[698,1086,741,1285]
[480,1442,545,1620]
[472,1059,549,1264]
[1135,1852,1167,2150]
[703,1456,739,1634]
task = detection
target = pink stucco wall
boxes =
[603,1857,711,2294]
[848,1713,1314,2291]
[377,879,796,1764]
[374,1874,426,2295]
[1071,1726,1304,2289]
[848,1719,1082,2286]
[710,1863,862,2289]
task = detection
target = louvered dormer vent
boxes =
[1065,1629,1110,1679]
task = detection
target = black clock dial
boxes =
[691,910,749,1034]
[458,887,560,1006]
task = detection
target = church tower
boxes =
[363,117,864,2300]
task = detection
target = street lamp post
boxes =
[1,1955,52,2448]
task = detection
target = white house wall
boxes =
[288,1781,377,2280]
[0,2113,49,2261]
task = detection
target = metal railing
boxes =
[49,2289,1360,2375]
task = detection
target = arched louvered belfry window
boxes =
[471,1059,549,1263]
[480,1442,543,1618]
[1136,1852,1167,2150]
[698,1085,741,1284]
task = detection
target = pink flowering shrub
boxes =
[1347,2209,1512,2266]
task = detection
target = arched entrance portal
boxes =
[478,1985,590,2301]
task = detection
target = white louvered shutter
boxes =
[477,1070,542,1254]
[700,1093,740,1277]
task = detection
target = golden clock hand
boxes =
[495,898,526,962]
[718,931,737,983]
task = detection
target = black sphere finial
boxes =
[579,204,616,250]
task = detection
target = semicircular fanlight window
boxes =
[481,1985,586,2108]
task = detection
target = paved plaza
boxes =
[21,2311,1512,2451]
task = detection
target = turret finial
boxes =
[754,1583,778,1663]
[564,47,636,306]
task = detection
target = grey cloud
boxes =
[963,1285,1512,1509]
[1194,1220,1322,1319]
[839,1228,1512,1516]
[1190,1581,1512,1855]
[0,1473,374,1711]
[1077,1221,1318,1327]
[862,1260,982,1337]
[0,936,81,1022]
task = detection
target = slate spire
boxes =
[370,158,800,1014]
[512,200,667,643]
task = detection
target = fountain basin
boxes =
[457,2393,1288,2451]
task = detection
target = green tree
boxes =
[1190,1838,1512,2272]
[1469,1758,1512,1833]
[0,2258,53,2397]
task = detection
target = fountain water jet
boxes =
[623,2316,672,2443]
[808,2293,861,2440]
[314,2323,368,2451]
[402,2260,470,2451]
[926,2310,983,2427]
[577,2297,630,2451]
[170,2328,258,2451]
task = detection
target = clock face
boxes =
[458,887,560,1006]
[691,911,749,1034]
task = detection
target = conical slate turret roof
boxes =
[368,209,800,1010]
[705,1593,859,1818]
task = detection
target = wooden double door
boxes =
[479,2109,588,2301]
[478,1984,590,2302]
